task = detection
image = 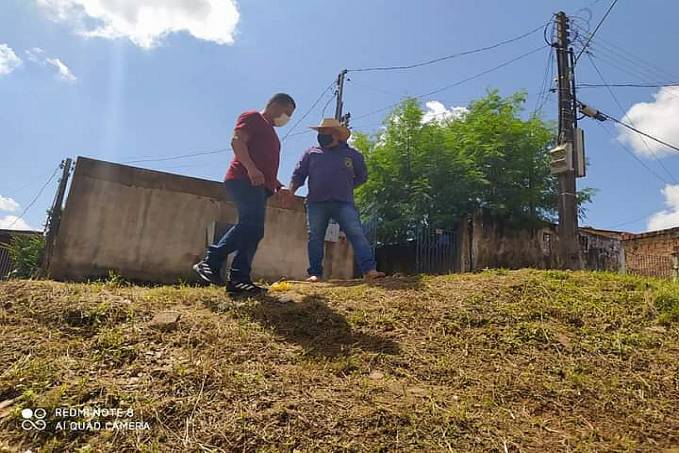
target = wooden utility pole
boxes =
[554,12,582,270]
[40,158,73,276]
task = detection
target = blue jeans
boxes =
[306,201,377,277]
[205,178,271,282]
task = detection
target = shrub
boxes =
[2,234,45,279]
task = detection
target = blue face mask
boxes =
[317,133,334,147]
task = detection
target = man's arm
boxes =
[231,121,264,186]
[288,150,310,194]
[352,150,368,187]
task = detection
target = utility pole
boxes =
[329,69,351,276]
[334,69,349,126]
[40,158,73,276]
[553,11,582,270]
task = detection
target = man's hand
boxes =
[247,167,265,186]
[276,187,296,209]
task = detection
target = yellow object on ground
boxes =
[269,281,293,292]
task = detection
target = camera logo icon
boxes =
[21,408,47,431]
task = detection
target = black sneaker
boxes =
[226,280,267,296]
[193,260,223,285]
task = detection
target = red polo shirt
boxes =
[225,111,281,193]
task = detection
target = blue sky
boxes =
[1,0,679,233]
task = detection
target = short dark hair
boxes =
[267,93,296,109]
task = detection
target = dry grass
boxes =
[0,269,677,452]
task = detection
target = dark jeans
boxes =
[306,200,376,277]
[205,178,271,282]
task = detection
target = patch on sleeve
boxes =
[344,157,353,168]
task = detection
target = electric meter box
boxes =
[549,143,573,175]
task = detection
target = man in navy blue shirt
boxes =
[286,118,385,282]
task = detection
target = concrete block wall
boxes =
[48,157,355,283]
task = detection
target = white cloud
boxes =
[618,87,679,158]
[46,57,77,83]
[647,184,679,231]
[0,196,20,213]
[422,101,468,124]
[0,43,22,76]
[0,215,33,230]
[37,0,240,49]
[22,48,77,83]
[25,47,45,62]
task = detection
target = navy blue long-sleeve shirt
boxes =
[290,142,368,203]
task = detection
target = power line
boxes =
[574,29,679,82]
[579,40,679,92]
[1,169,57,198]
[320,93,335,118]
[579,75,679,159]
[586,43,675,84]
[282,81,335,142]
[123,148,228,164]
[421,45,549,98]
[347,23,548,73]
[603,112,679,155]
[610,208,660,229]
[595,121,670,186]
[570,25,679,102]
[574,0,619,63]
[532,45,555,115]
[285,129,314,139]
[353,45,548,121]
[123,84,335,164]
[346,79,405,97]
[6,166,60,230]
[577,83,679,88]
[584,53,678,183]
[581,49,679,103]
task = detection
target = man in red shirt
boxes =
[194,93,295,295]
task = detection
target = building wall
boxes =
[462,210,624,272]
[580,231,626,273]
[48,157,355,283]
[622,228,679,278]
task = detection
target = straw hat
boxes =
[309,118,351,141]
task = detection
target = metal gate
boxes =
[415,226,457,274]
[0,247,13,280]
[362,217,458,275]
[362,216,379,255]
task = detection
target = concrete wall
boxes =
[461,210,624,272]
[49,157,355,283]
[463,211,559,271]
[580,230,626,273]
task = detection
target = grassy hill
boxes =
[0,269,677,452]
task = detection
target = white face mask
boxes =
[273,113,291,127]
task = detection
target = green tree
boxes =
[353,90,592,243]
[1,234,44,279]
